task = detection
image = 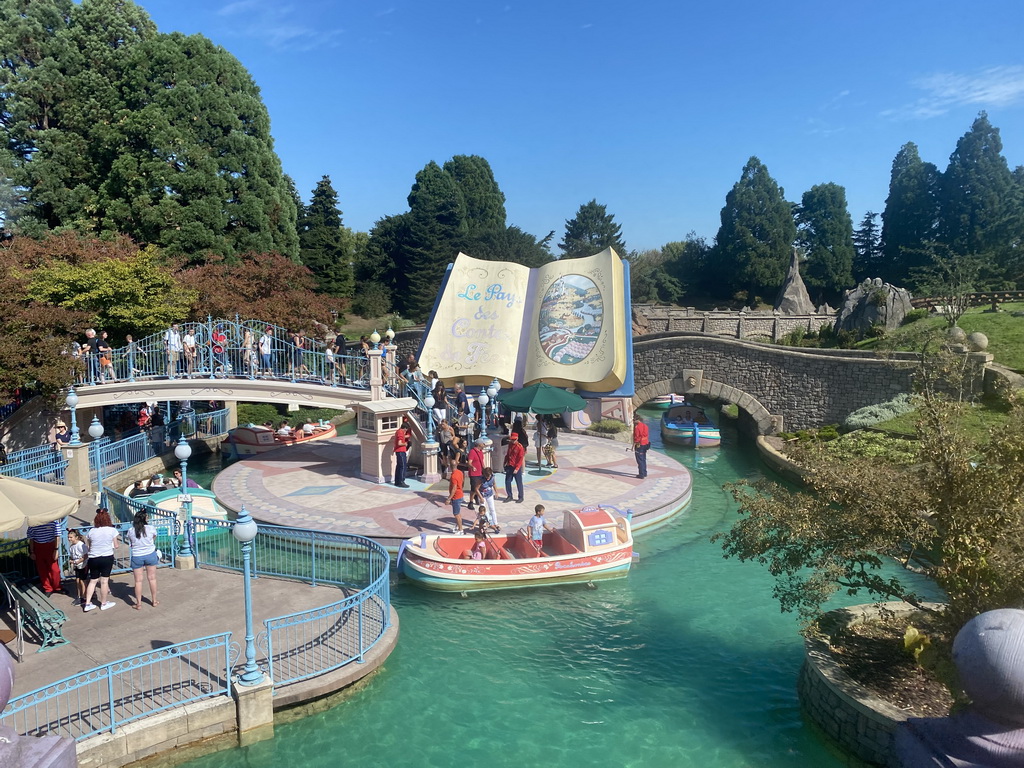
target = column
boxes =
[367,349,384,401]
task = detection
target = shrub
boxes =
[843,393,917,430]
[721,403,739,419]
[590,419,628,434]
[902,308,930,325]
[350,281,391,318]
[867,323,887,339]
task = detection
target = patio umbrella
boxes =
[495,381,587,415]
[0,476,81,534]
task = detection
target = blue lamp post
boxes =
[487,378,499,431]
[88,416,105,505]
[423,393,436,442]
[476,392,489,437]
[232,509,265,686]
[65,387,81,446]
[174,435,194,558]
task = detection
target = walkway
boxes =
[213,433,692,547]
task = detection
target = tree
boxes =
[297,175,354,296]
[715,341,1024,634]
[880,142,941,284]
[714,157,796,302]
[909,246,986,328]
[558,199,627,260]
[442,155,506,239]
[628,249,684,304]
[661,234,715,299]
[796,183,855,302]
[852,211,883,281]
[938,112,1024,280]
[466,225,554,268]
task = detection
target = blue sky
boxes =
[141,0,1024,252]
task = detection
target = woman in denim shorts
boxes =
[127,510,160,609]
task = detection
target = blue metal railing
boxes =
[0,443,68,484]
[74,317,371,390]
[0,633,232,740]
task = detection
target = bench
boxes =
[0,571,68,652]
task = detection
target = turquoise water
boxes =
[178,413,895,768]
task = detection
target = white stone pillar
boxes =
[367,348,384,401]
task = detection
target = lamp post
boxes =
[476,392,489,437]
[174,435,194,558]
[88,416,105,504]
[423,393,435,442]
[385,327,395,344]
[487,378,499,431]
[65,387,81,446]
[369,329,381,350]
[232,508,265,686]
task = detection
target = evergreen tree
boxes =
[467,225,554,268]
[663,234,714,298]
[852,211,883,281]
[297,175,353,296]
[795,183,854,302]
[880,142,940,284]
[939,112,1023,279]
[714,157,796,302]
[558,199,627,260]
[442,155,506,239]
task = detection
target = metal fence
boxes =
[0,443,68,484]
[0,633,232,740]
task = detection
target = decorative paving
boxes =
[212,433,692,546]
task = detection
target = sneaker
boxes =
[100,601,115,611]
[72,598,82,606]
[83,604,97,612]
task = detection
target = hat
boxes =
[474,437,486,445]
[508,433,519,441]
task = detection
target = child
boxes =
[479,467,498,532]
[67,529,89,606]
[446,461,467,534]
[527,505,553,554]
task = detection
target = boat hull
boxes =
[647,394,690,410]
[221,424,337,455]
[661,403,721,448]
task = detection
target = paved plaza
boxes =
[212,432,692,546]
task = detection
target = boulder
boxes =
[773,249,816,315]
[835,278,913,333]
[631,306,651,337]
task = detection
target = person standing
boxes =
[126,511,159,609]
[479,466,498,532]
[454,383,469,417]
[467,438,485,511]
[182,327,197,377]
[534,416,547,468]
[527,504,553,554]
[259,327,274,376]
[67,529,89,606]
[26,519,63,594]
[632,415,651,479]
[83,509,119,612]
[503,432,525,503]
[164,323,183,378]
[446,461,467,534]
[393,417,410,488]
[83,328,101,383]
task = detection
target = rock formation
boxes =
[835,278,913,333]
[773,249,816,315]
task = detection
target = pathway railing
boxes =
[0,634,232,741]
[0,443,68,484]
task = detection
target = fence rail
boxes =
[0,443,68,484]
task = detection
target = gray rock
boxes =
[773,249,816,315]
[949,326,967,344]
[967,332,989,352]
[835,278,913,333]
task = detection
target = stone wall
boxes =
[634,305,835,342]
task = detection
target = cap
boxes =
[508,433,519,441]
[474,437,486,445]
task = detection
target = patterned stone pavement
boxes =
[212,433,692,547]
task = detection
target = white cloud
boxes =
[216,0,343,52]
[883,65,1024,119]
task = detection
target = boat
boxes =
[122,477,202,497]
[647,393,690,410]
[397,505,634,592]
[661,402,721,448]
[139,487,231,521]
[220,421,337,456]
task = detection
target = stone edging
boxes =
[798,601,944,767]
[754,435,807,484]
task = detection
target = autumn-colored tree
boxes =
[178,252,343,330]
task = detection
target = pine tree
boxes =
[442,155,506,239]
[852,211,883,281]
[796,183,854,302]
[714,157,796,302]
[558,199,627,260]
[297,175,353,296]
[880,142,940,284]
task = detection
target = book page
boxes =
[417,253,531,386]
[522,248,628,391]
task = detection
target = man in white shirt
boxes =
[259,328,274,376]
[182,329,197,376]
[164,324,183,378]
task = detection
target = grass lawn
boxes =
[874,397,1016,442]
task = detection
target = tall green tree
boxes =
[442,154,506,239]
[795,183,855,302]
[938,112,1023,280]
[628,249,684,304]
[297,175,353,296]
[467,225,554,268]
[714,157,796,302]
[852,211,883,281]
[880,142,941,284]
[558,199,627,260]
[662,234,714,298]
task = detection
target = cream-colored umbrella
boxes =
[0,476,81,534]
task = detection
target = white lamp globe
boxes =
[477,393,489,407]
[424,394,435,409]
[369,330,381,345]
[174,437,192,462]
[385,327,395,342]
[232,511,259,543]
[65,389,79,409]
[87,416,104,440]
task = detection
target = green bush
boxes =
[350,281,392,318]
[591,419,628,434]
[843,393,916,430]
[902,308,930,325]
[237,403,347,427]
[721,403,739,419]
[820,430,918,465]
[867,323,887,339]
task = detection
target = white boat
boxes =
[221,422,337,456]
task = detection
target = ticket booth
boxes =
[353,398,418,484]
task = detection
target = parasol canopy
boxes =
[495,381,587,415]
[0,476,81,534]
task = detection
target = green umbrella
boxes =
[495,382,587,415]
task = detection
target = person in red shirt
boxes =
[632,415,650,479]
[503,432,526,503]
[467,438,485,512]
[393,418,410,488]
[446,461,467,533]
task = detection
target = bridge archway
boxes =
[633,375,778,435]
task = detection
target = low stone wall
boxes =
[798,602,941,767]
[634,305,835,342]
[76,607,399,768]
[754,435,807,485]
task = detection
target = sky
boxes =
[139,0,1024,252]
